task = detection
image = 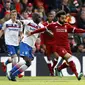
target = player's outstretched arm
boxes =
[67,24,85,33]
[74,28,85,33]
[30,28,46,35]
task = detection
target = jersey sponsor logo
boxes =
[6,24,21,28]
[9,28,19,31]
[56,29,67,32]
[6,24,20,31]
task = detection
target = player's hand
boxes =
[21,34,24,40]
[45,30,54,37]
[26,31,31,36]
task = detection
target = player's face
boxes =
[11,12,17,21]
[59,15,66,24]
[48,15,54,21]
[33,14,42,24]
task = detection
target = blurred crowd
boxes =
[0,0,85,53]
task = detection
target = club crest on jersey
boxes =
[55,26,58,28]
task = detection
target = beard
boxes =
[59,20,65,25]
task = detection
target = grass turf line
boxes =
[0,76,85,85]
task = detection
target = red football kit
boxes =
[31,21,85,57]
[40,21,55,56]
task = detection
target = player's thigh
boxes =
[19,42,34,60]
[56,46,68,58]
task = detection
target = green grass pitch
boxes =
[0,76,85,85]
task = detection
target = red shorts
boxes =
[63,46,72,54]
[44,44,72,58]
[46,45,72,58]
[56,46,72,58]
[45,45,56,57]
[55,46,67,58]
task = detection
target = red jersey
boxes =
[31,22,85,54]
[40,21,56,56]
[54,22,85,46]
[40,21,55,45]
[54,22,73,47]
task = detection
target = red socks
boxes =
[52,60,57,69]
[57,61,78,78]
[47,64,53,76]
[58,62,69,71]
[68,61,78,78]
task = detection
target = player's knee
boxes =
[67,55,74,62]
[26,61,31,67]
[64,53,71,60]
[18,59,26,66]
